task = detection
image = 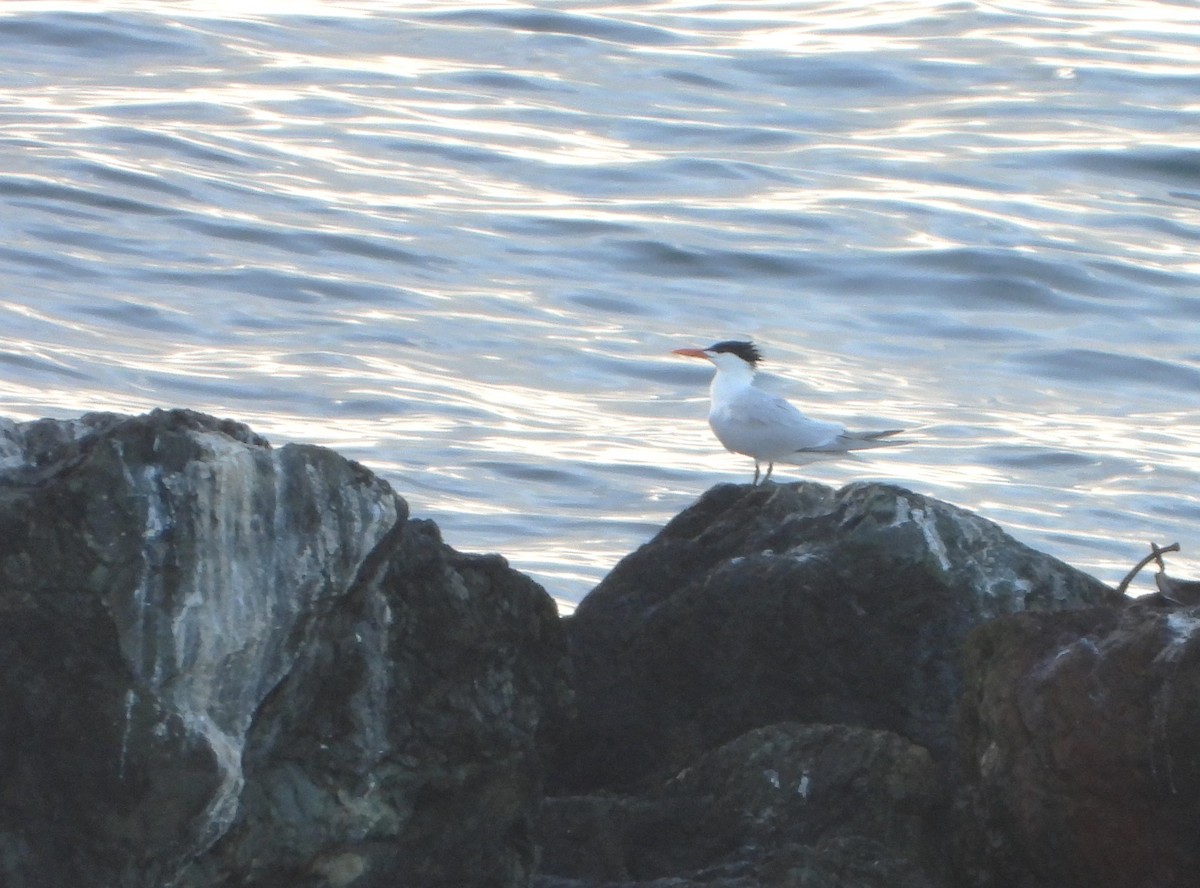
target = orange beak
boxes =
[672,347,710,359]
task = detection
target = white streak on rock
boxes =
[1164,612,1200,645]
[106,428,400,865]
[897,498,951,572]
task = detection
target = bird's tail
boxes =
[779,427,910,463]
[836,428,909,451]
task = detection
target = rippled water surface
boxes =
[3,1,1199,607]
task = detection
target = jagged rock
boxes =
[537,722,940,888]
[558,482,1118,792]
[0,409,571,888]
[954,602,1200,888]
[13,410,1189,888]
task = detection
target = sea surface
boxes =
[2,1,1199,609]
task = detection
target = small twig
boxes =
[1116,541,1181,597]
[1151,541,1172,573]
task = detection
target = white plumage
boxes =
[674,340,905,484]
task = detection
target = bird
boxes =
[673,340,906,485]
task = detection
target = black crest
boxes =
[708,340,762,366]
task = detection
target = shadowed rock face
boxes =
[558,482,1118,793]
[539,722,940,888]
[955,603,1200,888]
[0,410,570,888]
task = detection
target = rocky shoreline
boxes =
[1,410,1196,888]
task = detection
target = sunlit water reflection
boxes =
[2,1,1199,609]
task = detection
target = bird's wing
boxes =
[719,386,845,453]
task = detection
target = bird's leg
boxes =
[752,461,761,485]
[763,462,774,483]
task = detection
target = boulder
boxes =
[954,602,1200,888]
[0,409,570,888]
[10,409,1190,888]
[558,482,1117,792]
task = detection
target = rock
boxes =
[954,602,1200,888]
[558,482,1117,792]
[181,519,573,888]
[0,409,570,888]
[535,839,931,888]
[538,721,940,888]
[12,410,1189,888]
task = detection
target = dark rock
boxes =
[954,602,1200,888]
[538,721,940,888]
[558,482,1117,792]
[535,836,932,888]
[12,409,1193,888]
[0,409,571,888]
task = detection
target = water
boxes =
[2,1,1198,610]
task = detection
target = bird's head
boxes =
[672,340,762,372]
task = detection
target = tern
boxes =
[673,340,905,485]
